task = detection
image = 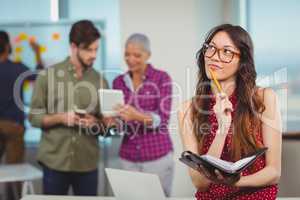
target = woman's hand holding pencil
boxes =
[209,68,233,134]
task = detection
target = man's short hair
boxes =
[69,20,101,49]
[0,31,11,54]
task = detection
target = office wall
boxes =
[120,0,236,196]
[0,0,51,21]
[247,0,300,196]
[223,0,242,25]
[0,0,121,195]
[120,0,228,118]
[120,0,198,195]
[68,0,121,70]
[0,0,121,85]
[0,0,121,143]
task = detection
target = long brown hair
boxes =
[191,24,265,161]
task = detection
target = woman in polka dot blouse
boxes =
[178,24,282,200]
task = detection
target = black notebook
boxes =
[179,147,268,175]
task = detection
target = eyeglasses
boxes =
[202,43,240,63]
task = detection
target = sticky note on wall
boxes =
[39,45,47,53]
[15,46,23,53]
[52,33,60,41]
[19,32,28,41]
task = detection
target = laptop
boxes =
[105,168,166,200]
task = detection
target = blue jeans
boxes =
[42,165,98,196]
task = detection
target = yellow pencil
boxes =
[208,68,223,93]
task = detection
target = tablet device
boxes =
[98,89,124,116]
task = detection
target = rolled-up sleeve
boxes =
[112,72,173,132]
[149,112,161,128]
[28,70,48,128]
[135,73,172,130]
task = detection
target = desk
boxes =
[20,195,300,200]
[21,195,193,200]
[0,164,42,196]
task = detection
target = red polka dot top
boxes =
[195,92,278,200]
